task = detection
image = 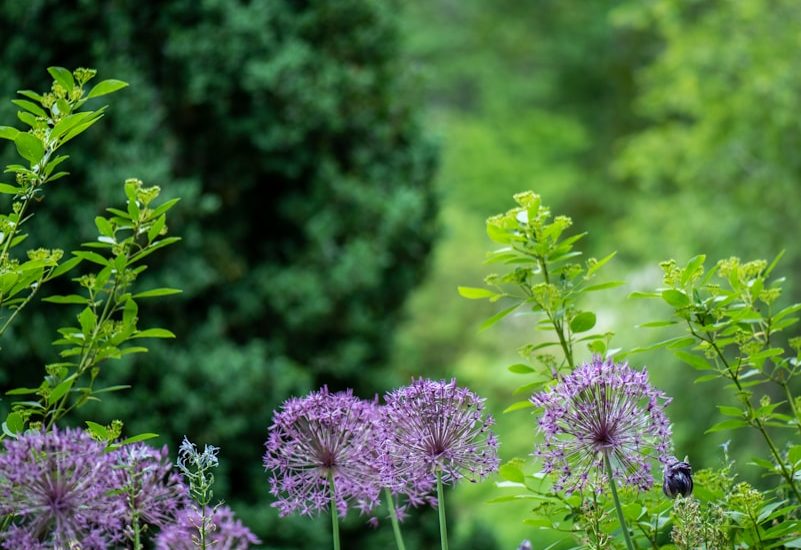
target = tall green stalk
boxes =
[385,488,407,550]
[328,471,340,550]
[604,453,636,550]
[436,470,449,550]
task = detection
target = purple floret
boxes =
[0,428,126,549]
[382,378,500,487]
[531,356,673,494]
[155,505,260,549]
[263,386,384,517]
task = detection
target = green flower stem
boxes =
[385,488,407,550]
[437,469,449,550]
[604,453,636,550]
[328,471,340,550]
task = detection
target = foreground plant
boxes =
[531,357,672,549]
[383,379,500,550]
[0,428,125,548]
[264,387,383,549]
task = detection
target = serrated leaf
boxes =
[14,132,44,164]
[86,79,129,99]
[570,311,596,333]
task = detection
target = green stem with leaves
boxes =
[604,453,636,550]
[700,332,801,502]
[437,469,449,550]
[328,471,340,550]
[384,488,407,550]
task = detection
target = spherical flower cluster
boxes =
[263,387,384,517]
[382,378,500,486]
[155,505,261,550]
[264,379,499,520]
[531,357,672,494]
[0,428,126,549]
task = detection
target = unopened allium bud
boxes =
[663,458,693,498]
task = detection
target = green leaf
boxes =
[0,126,20,141]
[480,304,520,331]
[674,350,713,371]
[5,386,39,396]
[569,311,596,333]
[637,320,677,328]
[86,79,129,99]
[628,290,661,299]
[4,412,24,434]
[705,419,749,434]
[14,132,44,164]
[503,400,535,413]
[147,214,166,242]
[132,288,182,299]
[42,294,90,305]
[0,183,22,195]
[458,286,496,300]
[78,307,97,335]
[662,289,690,308]
[118,432,159,446]
[133,328,176,339]
[499,463,526,483]
[85,420,110,440]
[48,256,82,279]
[717,405,743,417]
[47,67,75,90]
[586,251,616,276]
[72,251,110,266]
[11,99,47,118]
[584,281,625,292]
[680,255,706,286]
[48,374,77,405]
[508,363,535,374]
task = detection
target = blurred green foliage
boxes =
[0,0,437,546]
[3,0,801,547]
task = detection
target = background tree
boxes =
[0,0,438,545]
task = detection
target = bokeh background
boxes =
[2,0,801,548]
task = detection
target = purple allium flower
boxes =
[155,505,260,549]
[382,378,500,486]
[112,443,189,532]
[0,428,126,549]
[531,357,673,494]
[263,387,383,517]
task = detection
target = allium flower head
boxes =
[113,443,189,531]
[0,428,125,549]
[531,357,672,494]
[263,387,383,517]
[382,378,499,486]
[155,505,260,550]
